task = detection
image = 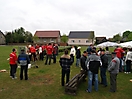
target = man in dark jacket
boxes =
[80,51,88,81]
[86,50,102,93]
[18,49,30,80]
[100,49,108,87]
[59,49,73,86]
[76,47,81,67]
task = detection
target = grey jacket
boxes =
[108,57,120,74]
[86,53,102,70]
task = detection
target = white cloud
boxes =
[0,0,132,38]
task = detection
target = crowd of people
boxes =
[9,43,132,93]
[59,44,132,93]
[9,43,59,80]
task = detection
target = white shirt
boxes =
[70,47,76,56]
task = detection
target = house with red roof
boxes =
[34,30,61,44]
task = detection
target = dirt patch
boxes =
[30,75,54,86]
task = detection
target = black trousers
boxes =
[61,69,70,86]
[20,65,28,80]
[53,54,56,63]
[45,54,52,65]
[110,73,117,92]
[126,60,131,72]
[10,64,17,78]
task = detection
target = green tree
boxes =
[61,34,68,43]
[33,35,39,43]
[127,33,132,41]
[112,33,122,43]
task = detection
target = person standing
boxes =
[80,51,88,81]
[70,46,76,63]
[114,46,125,72]
[9,48,18,79]
[39,45,43,61]
[18,49,30,80]
[100,49,108,87]
[86,50,102,93]
[125,48,132,74]
[45,43,53,65]
[108,52,120,92]
[30,45,36,62]
[59,49,73,86]
[53,43,58,63]
[76,47,81,67]
[87,44,93,56]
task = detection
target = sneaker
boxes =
[124,72,126,74]
[86,89,90,93]
[12,77,17,79]
[128,72,131,73]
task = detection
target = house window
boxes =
[79,40,81,43]
[86,40,89,43]
[71,40,75,43]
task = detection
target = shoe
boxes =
[12,77,17,79]
[86,89,90,93]
[110,90,115,93]
[10,76,12,78]
[128,72,131,73]
[104,85,107,87]
[124,72,126,73]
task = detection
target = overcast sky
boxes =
[0,0,132,38]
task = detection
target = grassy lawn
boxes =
[0,45,132,99]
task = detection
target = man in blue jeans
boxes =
[86,50,102,93]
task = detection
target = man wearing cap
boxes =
[76,47,81,67]
[108,52,120,92]
[100,49,108,87]
[18,49,30,80]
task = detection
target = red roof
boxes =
[34,30,60,37]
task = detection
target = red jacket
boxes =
[114,47,124,58]
[46,45,53,55]
[9,52,17,64]
[30,46,36,53]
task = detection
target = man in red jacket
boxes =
[114,46,125,72]
[9,48,18,79]
[45,43,53,65]
[30,45,36,62]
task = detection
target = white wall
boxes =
[68,38,93,45]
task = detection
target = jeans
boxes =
[100,67,107,86]
[119,58,122,72]
[87,70,98,92]
[76,58,80,66]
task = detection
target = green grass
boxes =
[0,45,132,99]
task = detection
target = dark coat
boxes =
[76,49,81,59]
[59,55,73,70]
[80,55,87,70]
[100,54,108,68]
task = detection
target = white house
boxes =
[68,31,95,45]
